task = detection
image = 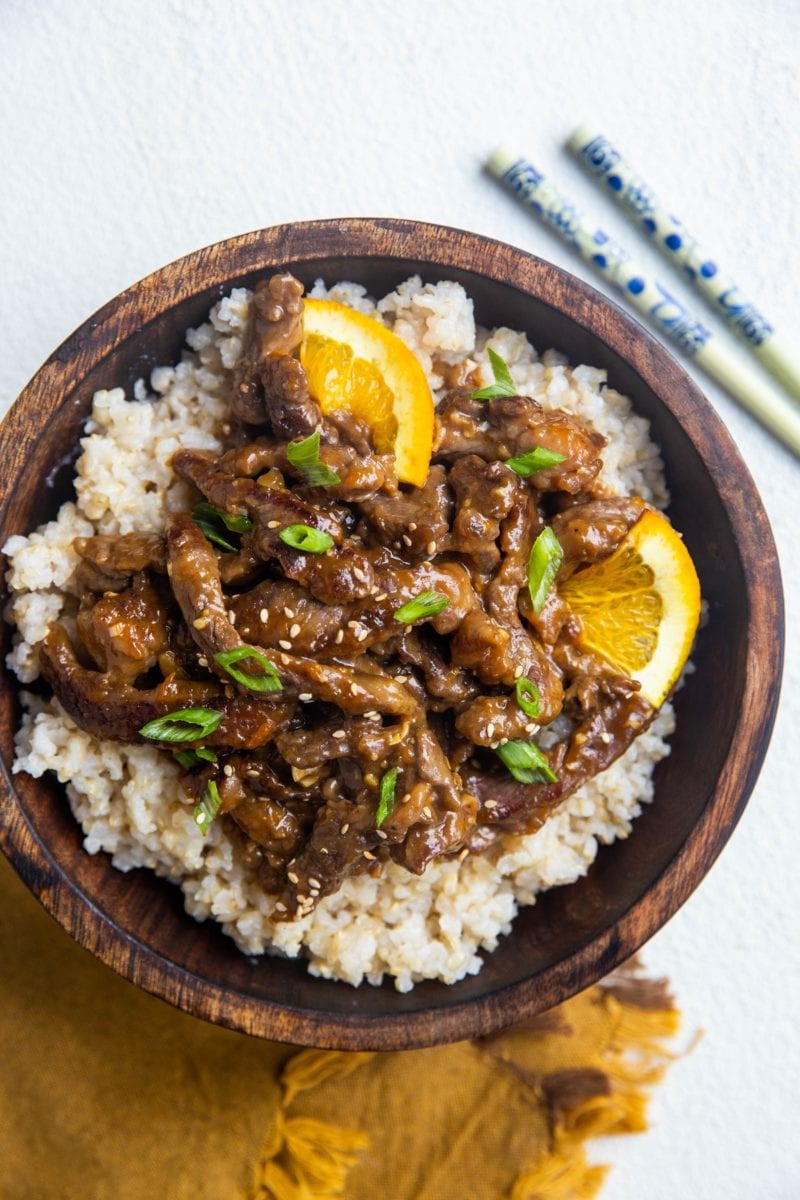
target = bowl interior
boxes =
[0,234,777,1047]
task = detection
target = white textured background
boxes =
[2,2,799,1195]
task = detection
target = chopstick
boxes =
[486,147,800,460]
[567,126,800,403]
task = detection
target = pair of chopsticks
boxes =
[486,131,800,459]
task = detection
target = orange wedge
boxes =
[301,298,434,487]
[559,509,701,708]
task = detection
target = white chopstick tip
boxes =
[566,124,600,154]
[485,145,518,180]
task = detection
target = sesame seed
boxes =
[246,768,259,776]
[347,620,359,629]
[363,850,376,861]
[308,877,321,889]
[363,710,380,721]
[375,828,388,840]
[332,729,346,739]
[490,741,499,750]
[370,585,380,595]
[484,799,498,809]
[279,653,290,665]
[458,847,469,863]
[192,617,209,630]
[408,522,417,531]
[283,606,295,619]
[259,608,268,623]
[290,622,301,638]
[166,564,173,577]
[335,629,344,644]
[223,764,234,777]
[341,823,350,834]
[298,692,313,702]
[394,675,408,685]
[525,721,538,733]
[275,902,287,912]
[355,625,369,641]
[426,541,437,555]
[320,847,329,854]
[514,665,524,678]
[353,567,368,582]
[422,806,433,820]
[350,683,363,696]
[287,871,299,884]
[600,731,613,744]
[486,722,495,739]
[402,534,412,547]
[228,610,237,624]
[279,639,292,650]
[267,520,280,529]
[197,656,208,667]
[499,737,509,746]
[374,592,387,602]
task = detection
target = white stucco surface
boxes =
[1,2,798,1194]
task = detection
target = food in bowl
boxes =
[5,272,700,991]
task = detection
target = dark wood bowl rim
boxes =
[0,218,784,1049]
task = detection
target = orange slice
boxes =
[559,509,701,707]
[301,298,434,486]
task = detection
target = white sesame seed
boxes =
[458,847,469,862]
[197,656,208,667]
[353,567,368,583]
[335,629,344,644]
[347,620,359,629]
[283,606,295,619]
[363,850,376,860]
[275,902,287,912]
[279,639,292,650]
[525,721,538,733]
[486,722,495,739]
[298,692,313,702]
[355,625,369,641]
[422,806,433,819]
[228,610,237,624]
[499,737,509,746]
[426,541,437,555]
[341,823,350,834]
[268,520,281,529]
[484,799,498,809]
[375,592,387,602]
[490,741,499,750]
[350,683,363,696]
[287,871,299,884]
[376,829,388,839]
[402,534,412,547]
[290,622,301,638]
[514,665,524,678]
[308,877,321,889]
[332,729,346,739]
[408,522,417,531]
[192,617,209,630]
[259,608,268,623]
[279,653,290,665]
[600,731,613,744]
[223,764,234,777]
[370,585,380,595]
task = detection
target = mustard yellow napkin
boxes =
[0,853,680,1200]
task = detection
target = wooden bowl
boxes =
[0,219,783,1050]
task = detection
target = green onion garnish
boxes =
[193,780,222,835]
[174,746,218,770]
[376,766,398,827]
[286,429,341,487]
[505,446,568,477]
[515,677,541,718]
[214,646,282,693]
[192,502,252,552]
[278,524,334,554]
[393,590,451,624]
[495,740,557,785]
[527,527,564,615]
[139,707,223,743]
[470,348,516,400]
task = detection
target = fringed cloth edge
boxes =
[250,964,684,1200]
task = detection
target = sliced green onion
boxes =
[505,446,568,477]
[286,429,341,487]
[193,780,222,836]
[278,524,334,554]
[470,348,516,400]
[174,746,218,770]
[139,707,223,743]
[515,677,541,718]
[393,590,451,624]
[495,740,557,785]
[214,646,283,693]
[192,502,251,552]
[527,526,564,615]
[376,766,398,827]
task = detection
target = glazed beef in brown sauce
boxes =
[40,272,656,919]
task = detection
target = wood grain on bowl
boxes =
[0,219,784,1049]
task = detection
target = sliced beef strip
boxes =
[221,435,397,504]
[454,691,542,747]
[76,574,170,681]
[39,624,294,748]
[551,496,646,578]
[446,455,519,573]
[357,465,452,559]
[435,389,605,493]
[73,532,167,593]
